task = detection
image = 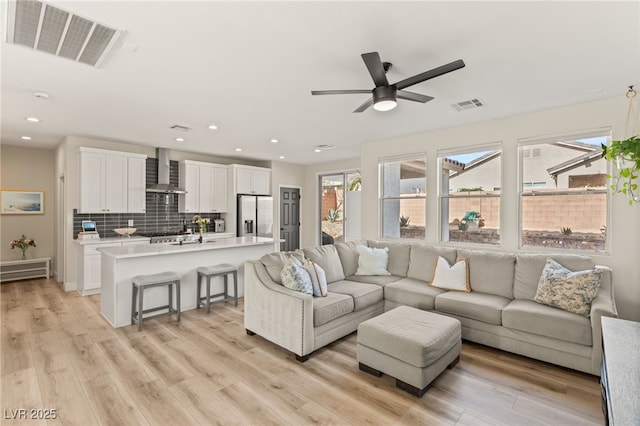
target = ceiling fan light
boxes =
[373,99,397,111]
[372,86,397,112]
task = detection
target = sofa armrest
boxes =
[589,265,617,374]
[243,260,315,357]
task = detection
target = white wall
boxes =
[301,157,361,248]
[359,96,640,321]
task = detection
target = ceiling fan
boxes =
[311,52,465,113]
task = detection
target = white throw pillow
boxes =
[304,260,328,297]
[533,258,601,316]
[280,259,313,295]
[355,245,391,276]
[429,256,470,292]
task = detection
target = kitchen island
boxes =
[98,236,278,328]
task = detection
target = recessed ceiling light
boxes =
[314,149,322,153]
[279,156,285,159]
[235,148,242,152]
[175,137,184,142]
[270,139,278,144]
[26,117,40,122]
[20,136,32,140]
[208,124,218,130]
[32,91,49,99]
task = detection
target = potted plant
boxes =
[602,135,640,205]
[461,211,481,229]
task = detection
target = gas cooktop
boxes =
[138,231,186,237]
[138,231,191,243]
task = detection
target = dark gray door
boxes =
[280,187,300,251]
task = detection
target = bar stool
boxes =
[196,263,238,313]
[131,271,181,331]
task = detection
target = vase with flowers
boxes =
[191,215,210,236]
[10,235,36,260]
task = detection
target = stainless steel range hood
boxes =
[146,148,187,194]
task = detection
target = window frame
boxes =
[437,142,503,247]
[379,153,427,240]
[517,128,612,254]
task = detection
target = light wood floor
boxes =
[1,278,604,426]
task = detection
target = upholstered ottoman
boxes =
[357,305,461,397]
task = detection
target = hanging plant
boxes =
[601,87,640,205]
[602,135,640,204]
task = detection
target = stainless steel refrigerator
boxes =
[237,195,274,237]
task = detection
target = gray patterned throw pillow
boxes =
[533,258,601,316]
[281,259,313,295]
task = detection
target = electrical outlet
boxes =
[128,219,134,227]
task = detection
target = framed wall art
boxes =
[0,190,45,214]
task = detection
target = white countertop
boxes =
[74,236,151,245]
[97,236,276,259]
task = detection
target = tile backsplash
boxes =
[73,158,222,238]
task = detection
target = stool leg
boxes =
[206,275,211,313]
[138,286,144,332]
[233,271,238,306]
[175,280,181,322]
[196,272,202,309]
[168,281,173,314]
[131,285,137,325]
[224,274,228,302]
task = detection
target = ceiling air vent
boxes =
[451,98,484,112]
[5,0,123,67]
[313,144,336,152]
[169,125,191,132]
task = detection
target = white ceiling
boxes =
[1,1,639,165]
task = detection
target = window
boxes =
[439,146,501,245]
[380,155,426,239]
[520,130,610,252]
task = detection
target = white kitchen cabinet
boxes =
[76,238,149,295]
[232,165,271,195]
[179,160,228,213]
[127,156,147,213]
[179,161,200,213]
[212,166,228,212]
[78,147,147,213]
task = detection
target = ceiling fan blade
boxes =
[311,89,371,95]
[353,97,374,113]
[397,90,434,103]
[361,52,389,87]
[395,59,465,90]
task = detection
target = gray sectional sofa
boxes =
[243,240,617,375]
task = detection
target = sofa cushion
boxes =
[281,259,313,295]
[327,280,384,311]
[384,278,445,310]
[502,299,592,346]
[355,245,391,276]
[303,245,346,283]
[533,258,601,316]
[430,257,470,292]
[304,261,328,297]
[407,244,458,282]
[435,291,511,325]
[457,249,515,299]
[313,292,354,327]
[346,275,402,286]
[367,240,411,277]
[335,240,367,277]
[514,253,595,300]
[260,250,305,284]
